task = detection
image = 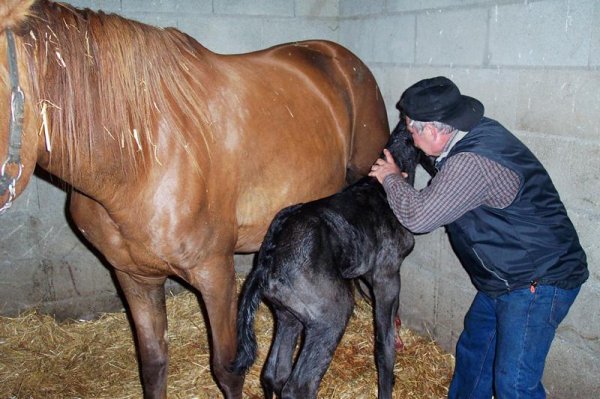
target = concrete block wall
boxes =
[1,0,598,397]
[72,0,340,54]
[335,1,599,398]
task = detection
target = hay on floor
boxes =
[0,282,453,398]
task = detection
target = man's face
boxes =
[405,116,438,156]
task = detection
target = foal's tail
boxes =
[230,203,303,375]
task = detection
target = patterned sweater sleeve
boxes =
[382,152,520,234]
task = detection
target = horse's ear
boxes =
[0,0,36,32]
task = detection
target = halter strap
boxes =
[0,29,25,214]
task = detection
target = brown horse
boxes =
[0,1,389,397]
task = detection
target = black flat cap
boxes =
[397,76,484,131]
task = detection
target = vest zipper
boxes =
[472,248,510,290]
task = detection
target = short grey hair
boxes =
[410,120,458,135]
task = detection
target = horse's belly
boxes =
[235,227,269,252]
[234,173,345,252]
[235,192,286,252]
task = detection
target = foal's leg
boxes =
[281,292,353,399]
[188,256,244,399]
[261,308,303,398]
[281,318,349,399]
[115,270,169,399]
[371,268,401,399]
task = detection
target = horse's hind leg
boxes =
[115,270,169,399]
[261,308,303,398]
[188,256,243,399]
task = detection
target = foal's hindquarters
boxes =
[261,255,355,398]
[257,202,406,399]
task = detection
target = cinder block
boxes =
[569,212,599,281]
[414,165,434,188]
[177,15,264,54]
[31,260,97,303]
[516,133,600,213]
[10,181,80,263]
[0,257,116,315]
[64,0,122,12]
[38,292,124,321]
[15,178,90,262]
[173,0,214,14]
[121,0,210,14]
[294,0,339,18]
[591,1,600,66]
[339,0,385,17]
[416,8,487,66]
[435,277,476,334]
[544,338,600,399]
[410,231,445,272]
[1,214,42,262]
[557,280,600,354]
[489,1,594,67]
[259,18,339,48]
[378,65,522,130]
[399,263,437,330]
[388,0,503,13]
[339,15,415,64]
[368,65,411,116]
[515,70,600,142]
[437,234,473,283]
[234,254,255,275]
[409,229,466,285]
[400,66,453,94]
[0,258,42,314]
[431,321,460,354]
[214,0,294,17]
[119,12,179,28]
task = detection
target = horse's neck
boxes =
[24,18,212,202]
[1,2,215,210]
[34,122,150,203]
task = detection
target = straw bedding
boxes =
[0,280,453,398]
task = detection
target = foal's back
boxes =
[264,179,411,295]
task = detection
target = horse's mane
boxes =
[19,0,214,180]
[0,0,36,31]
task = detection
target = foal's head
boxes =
[386,117,434,186]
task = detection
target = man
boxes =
[369,76,588,399]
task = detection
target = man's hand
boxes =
[368,149,407,184]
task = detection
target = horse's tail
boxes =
[318,208,364,279]
[230,203,303,375]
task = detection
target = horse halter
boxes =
[0,29,25,214]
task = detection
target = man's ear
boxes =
[426,124,446,149]
[424,123,437,139]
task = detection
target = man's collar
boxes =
[436,130,468,164]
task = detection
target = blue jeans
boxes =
[448,285,580,399]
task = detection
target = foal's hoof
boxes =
[395,317,405,352]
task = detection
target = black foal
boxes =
[231,119,434,399]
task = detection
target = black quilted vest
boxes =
[437,117,588,297]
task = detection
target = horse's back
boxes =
[247,40,389,177]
